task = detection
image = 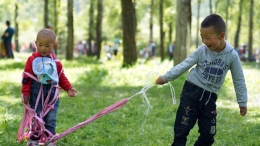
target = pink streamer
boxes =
[47,98,129,143]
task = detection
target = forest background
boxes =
[0,0,259,65]
[1,0,260,145]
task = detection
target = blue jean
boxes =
[30,80,59,136]
[172,81,217,146]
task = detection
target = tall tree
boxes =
[209,0,213,14]
[121,0,137,67]
[96,0,103,60]
[196,0,201,48]
[133,1,137,35]
[234,0,243,49]
[149,0,154,41]
[54,0,58,35]
[168,21,173,45]
[214,0,219,13]
[174,0,191,65]
[53,0,59,55]
[159,0,165,61]
[14,2,19,52]
[248,0,254,61]
[225,0,230,39]
[66,0,74,60]
[44,0,49,27]
[88,0,95,56]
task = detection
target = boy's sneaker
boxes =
[27,140,39,146]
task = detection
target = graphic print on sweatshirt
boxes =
[199,58,229,83]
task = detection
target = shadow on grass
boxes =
[61,56,103,68]
[241,61,260,70]
[0,62,25,70]
[0,81,21,97]
[75,67,109,87]
[2,82,260,145]
[0,118,27,146]
[1,57,259,145]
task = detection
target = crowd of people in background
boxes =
[139,40,157,60]
[74,40,87,57]
[235,44,260,62]
[139,40,175,61]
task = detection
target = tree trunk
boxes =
[168,22,172,45]
[66,0,74,60]
[133,1,137,35]
[196,0,201,48]
[88,0,95,56]
[159,0,165,61]
[96,0,103,60]
[215,0,219,13]
[248,0,254,61]
[15,2,19,52]
[53,0,58,55]
[174,0,191,66]
[209,0,212,14]
[234,0,243,48]
[225,0,230,40]
[44,0,49,27]
[149,0,154,42]
[121,0,137,67]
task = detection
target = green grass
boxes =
[0,53,260,146]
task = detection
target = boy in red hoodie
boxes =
[21,28,77,146]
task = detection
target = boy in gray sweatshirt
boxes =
[156,14,247,146]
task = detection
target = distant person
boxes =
[156,14,247,146]
[1,21,14,58]
[148,40,156,58]
[76,40,86,56]
[168,41,175,60]
[90,40,97,55]
[113,38,120,56]
[29,42,36,52]
[104,44,112,60]
[240,44,247,61]
[20,28,77,146]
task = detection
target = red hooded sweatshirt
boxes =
[21,52,72,96]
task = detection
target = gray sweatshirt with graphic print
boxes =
[161,41,247,107]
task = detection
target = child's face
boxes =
[200,26,225,53]
[35,35,56,56]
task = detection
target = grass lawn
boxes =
[0,52,260,146]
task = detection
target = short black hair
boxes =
[201,14,226,34]
[6,21,10,26]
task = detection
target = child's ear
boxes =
[54,44,57,49]
[220,32,225,40]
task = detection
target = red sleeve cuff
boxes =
[22,92,30,97]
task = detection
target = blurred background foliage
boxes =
[0,0,259,59]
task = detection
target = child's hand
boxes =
[23,96,30,104]
[68,88,77,97]
[155,76,165,85]
[239,106,247,116]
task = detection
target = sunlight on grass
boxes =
[0,53,260,145]
[0,95,22,123]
